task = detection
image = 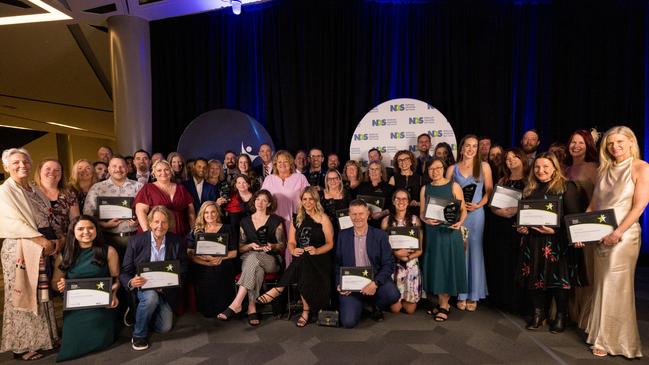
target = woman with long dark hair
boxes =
[52,215,119,361]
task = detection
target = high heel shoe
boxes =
[255,287,283,304]
[526,308,546,330]
[550,312,565,333]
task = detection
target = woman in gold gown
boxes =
[585,126,649,359]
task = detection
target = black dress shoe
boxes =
[550,313,565,333]
[371,307,384,322]
[526,308,545,330]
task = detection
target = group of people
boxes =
[0,125,646,361]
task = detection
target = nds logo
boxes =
[372,146,388,153]
[428,130,444,137]
[409,117,424,124]
[390,104,405,112]
[409,145,418,152]
[390,132,407,139]
[371,119,387,126]
[354,134,369,141]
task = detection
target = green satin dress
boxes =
[57,248,117,362]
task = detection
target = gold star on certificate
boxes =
[545,202,554,211]
[122,200,128,206]
[96,282,105,290]
[166,264,174,272]
[409,229,415,236]
[362,270,369,277]
[217,236,223,242]
[597,214,607,223]
[375,200,380,205]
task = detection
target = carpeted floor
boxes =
[0,266,647,364]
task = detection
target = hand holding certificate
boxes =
[63,277,112,310]
[424,196,461,225]
[489,185,522,209]
[195,232,229,256]
[137,260,180,289]
[517,198,561,227]
[340,266,373,292]
[564,209,618,244]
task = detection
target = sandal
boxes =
[591,348,607,357]
[14,351,45,361]
[296,310,310,328]
[456,300,466,311]
[426,305,441,316]
[466,301,477,312]
[248,312,261,326]
[256,287,284,305]
[217,306,241,321]
[434,306,451,322]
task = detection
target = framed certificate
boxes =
[517,198,561,227]
[564,209,618,244]
[489,185,523,209]
[424,196,461,225]
[340,266,373,292]
[336,209,353,230]
[388,227,420,249]
[137,260,180,289]
[195,232,229,256]
[97,197,134,220]
[462,183,477,203]
[63,277,112,311]
[357,195,385,214]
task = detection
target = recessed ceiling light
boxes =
[0,0,72,26]
[46,121,87,131]
[0,124,31,130]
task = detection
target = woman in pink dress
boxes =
[134,160,195,236]
[261,150,309,263]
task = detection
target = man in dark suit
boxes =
[182,158,217,214]
[336,199,400,329]
[127,149,155,184]
[120,205,188,351]
[253,143,274,181]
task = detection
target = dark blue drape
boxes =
[151,0,649,254]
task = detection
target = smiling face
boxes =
[367,162,383,183]
[153,162,172,183]
[235,176,250,193]
[435,147,448,160]
[208,162,222,180]
[606,133,632,161]
[393,190,409,213]
[327,154,339,170]
[427,160,445,182]
[74,219,97,245]
[254,193,270,213]
[193,160,207,179]
[149,211,169,240]
[224,153,236,170]
[488,146,503,165]
[417,135,431,154]
[5,152,31,181]
[521,131,540,154]
[40,160,62,187]
[259,145,272,164]
[76,160,93,181]
[479,139,491,156]
[97,147,112,163]
[505,151,522,172]
[461,137,478,160]
[533,157,556,183]
[171,156,183,173]
[326,171,341,190]
[203,204,219,225]
[396,153,412,172]
[94,163,107,180]
[237,157,250,173]
[349,204,370,229]
[368,150,381,162]
[133,152,150,173]
[345,164,358,180]
[301,191,317,212]
[276,154,292,175]
[108,158,127,182]
[295,152,307,170]
[309,149,324,169]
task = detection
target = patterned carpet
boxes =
[0,264,647,364]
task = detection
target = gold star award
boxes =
[545,202,554,211]
[362,270,369,277]
[597,214,607,223]
[96,281,105,290]
[166,264,174,271]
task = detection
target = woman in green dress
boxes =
[52,215,120,362]
[420,157,468,322]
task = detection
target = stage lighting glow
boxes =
[0,0,72,26]
[232,0,242,15]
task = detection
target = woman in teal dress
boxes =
[52,215,120,362]
[420,158,468,322]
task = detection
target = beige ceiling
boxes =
[0,0,266,140]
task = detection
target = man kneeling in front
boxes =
[120,205,188,350]
[336,199,400,328]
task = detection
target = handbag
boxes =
[317,310,339,327]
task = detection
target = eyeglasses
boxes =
[326,177,340,181]
[394,197,409,202]
[397,158,411,163]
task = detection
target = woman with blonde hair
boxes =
[256,186,334,327]
[68,159,97,211]
[516,152,583,333]
[585,126,648,358]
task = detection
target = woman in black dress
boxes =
[321,169,352,237]
[342,160,363,196]
[256,186,334,327]
[356,161,394,228]
[516,152,583,333]
[388,150,421,216]
[486,148,527,314]
[218,190,285,325]
[187,201,238,317]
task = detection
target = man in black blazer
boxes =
[182,158,217,214]
[336,199,400,328]
[127,149,155,184]
[253,143,274,181]
[120,205,188,351]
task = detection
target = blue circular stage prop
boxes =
[177,109,274,164]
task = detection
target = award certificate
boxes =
[388,227,420,249]
[97,197,134,220]
[564,209,618,244]
[357,195,385,214]
[63,277,112,311]
[489,185,523,209]
[340,266,373,292]
[336,209,353,230]
[517,198,561,227]
[137,260,180,289]
[195,232,228,256]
